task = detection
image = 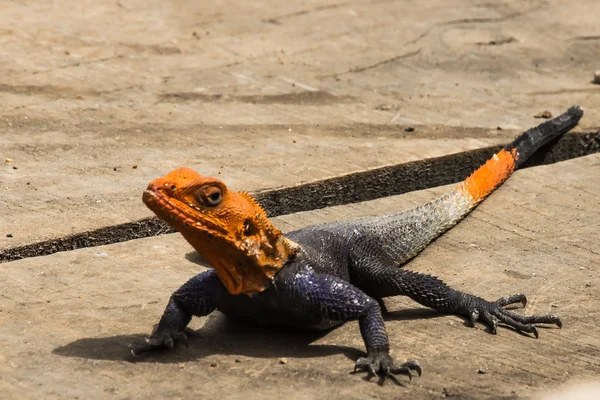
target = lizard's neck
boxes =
[178,192,301,295]
[186,227,300,295]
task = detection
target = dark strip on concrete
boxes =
[1,131,599,263]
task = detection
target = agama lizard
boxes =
[133,106,582,382]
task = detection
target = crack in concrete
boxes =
[0,131,598,263]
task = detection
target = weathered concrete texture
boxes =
[2,0,600,249]
[1,0,599,126]
[1,155,599,399]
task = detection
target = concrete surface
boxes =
[2,0,600,249]
[1,0,600,399]
[1,155,599,399]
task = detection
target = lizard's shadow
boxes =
[52,307,443,364]
[52,312,362,363]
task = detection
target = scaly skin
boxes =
[133,106,582,383]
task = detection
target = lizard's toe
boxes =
[391,360,422,378]
[478,310,498,334]
[496,293,527,308]
[354,356,379,376]
[131,330,187,356]
[463,293,562,338]
[353,350,421,384]
[131,341,159,356]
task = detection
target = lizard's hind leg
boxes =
[354,261,562,338]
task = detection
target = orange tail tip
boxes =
[460,148,517,203]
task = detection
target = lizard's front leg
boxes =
[280,265,421,381]
[131,269,220,356]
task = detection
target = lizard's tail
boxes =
[368,106,583,266]
[459,105,583,205]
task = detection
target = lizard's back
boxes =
[283,106,585,284]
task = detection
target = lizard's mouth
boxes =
[143,189,195,228]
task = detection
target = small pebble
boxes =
[6,234,13,238]
[478,369,486,374]
[593,71,600,85]
[404,126,415,132]
[534,110,553,119]
[210,362,217,367]
[132,165,138,169]
[5,158,12,163]
[12,166,17,170]
[279,358,287,365]
[178,363,185,369]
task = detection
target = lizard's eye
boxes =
[197,185,222,207]
[208,190,222,205]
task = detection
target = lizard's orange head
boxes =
[143,168,298,295]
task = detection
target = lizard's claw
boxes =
[353,350,421,384]
[131,329,188,356]
[465,293,562,338]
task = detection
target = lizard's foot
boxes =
[353,350,421,384]
[464,293,562,338]
[130,328,188,356]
